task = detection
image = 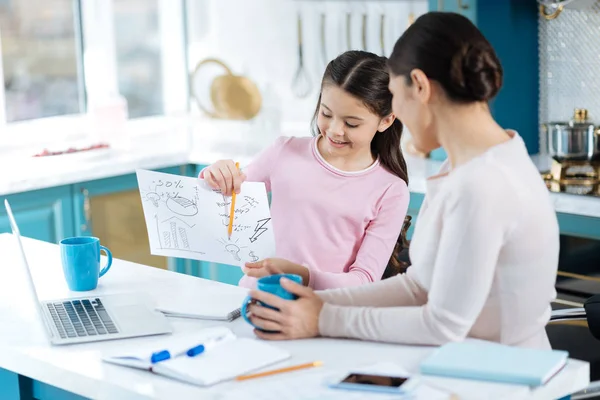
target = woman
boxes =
[246,12,559,349]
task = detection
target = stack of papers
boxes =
[154,283,248,322]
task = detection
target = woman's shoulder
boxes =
[445,153,552,220]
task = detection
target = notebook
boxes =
[419,340,568,387]
[155,289,247,321]
[102,326,291,386]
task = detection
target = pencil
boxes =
[235,361,323,381]
[227,162,240,238]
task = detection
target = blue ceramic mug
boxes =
[241,273,303,332]
[59,236,112,291]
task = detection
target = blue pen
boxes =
[186,343,207,357]
[150,349,172,363]
[150,333,234,363]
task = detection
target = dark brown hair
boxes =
[388,12,503,103]
[311,50,409,278]
[311,50,409,185]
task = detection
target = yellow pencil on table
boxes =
[227,162,240,239]
[235,361,323,381]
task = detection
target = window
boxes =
[113,0,163,118]
[0,0,188,128]
[0,0,83,122]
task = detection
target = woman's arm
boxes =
[308,181,410,290]
[318,180,511,345]
[317,268,428,307]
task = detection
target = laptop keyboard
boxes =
[46,298,119,339]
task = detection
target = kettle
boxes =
[190,58,262,120]
[543,108,600,162]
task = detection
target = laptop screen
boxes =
[4,199,44,306]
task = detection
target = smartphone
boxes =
[328,372,419,395]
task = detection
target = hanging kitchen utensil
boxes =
[346,12,352,50]
[379,14,386,56]
[190,58,262,120]
[544,108,600,162]
[538,0,599,20]
[361,13,368,51]
[408,0,415,26]
[320,13,328,66]
[291,12,311,98]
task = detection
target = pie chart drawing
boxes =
[166,196,198,216]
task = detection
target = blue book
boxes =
[420,341,568,387]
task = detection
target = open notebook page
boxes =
[154,337,290,386]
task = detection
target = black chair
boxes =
[548,294,600,399]
[381,215,412,279]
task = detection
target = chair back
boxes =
[585,294,600,340]
[381,215,412,279]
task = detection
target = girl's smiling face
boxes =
[316,85,393,159]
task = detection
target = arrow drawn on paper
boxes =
[249,218,271,243]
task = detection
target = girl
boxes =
[246,12,559,349]
[201,51,410,290]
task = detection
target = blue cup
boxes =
[59,236,112,291]
[241,273,303,332]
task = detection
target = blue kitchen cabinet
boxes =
[195,259,243,286]
[406,192,425,241]
[0,186,75,243]
[428,0,476,21]
[72,165,194,275]
[557,213,600,241]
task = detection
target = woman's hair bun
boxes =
[449,43,503,102]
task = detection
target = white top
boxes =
[0,235,587,399]
[318,131,560,349]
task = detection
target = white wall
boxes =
[186,0,428,145]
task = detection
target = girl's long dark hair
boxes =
[311,50,410,278]
[311,50,408,185]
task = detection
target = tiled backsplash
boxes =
[538,5,600,155]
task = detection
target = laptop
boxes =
[4,199,172,345]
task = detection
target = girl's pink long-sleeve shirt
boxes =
[205,135,409,290]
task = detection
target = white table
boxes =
[0,234,589,400]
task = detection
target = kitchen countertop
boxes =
[1,121,599,219]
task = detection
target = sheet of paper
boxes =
[155,290,247,319]
[136,169,276,265]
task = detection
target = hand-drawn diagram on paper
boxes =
[136,169,276,266]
